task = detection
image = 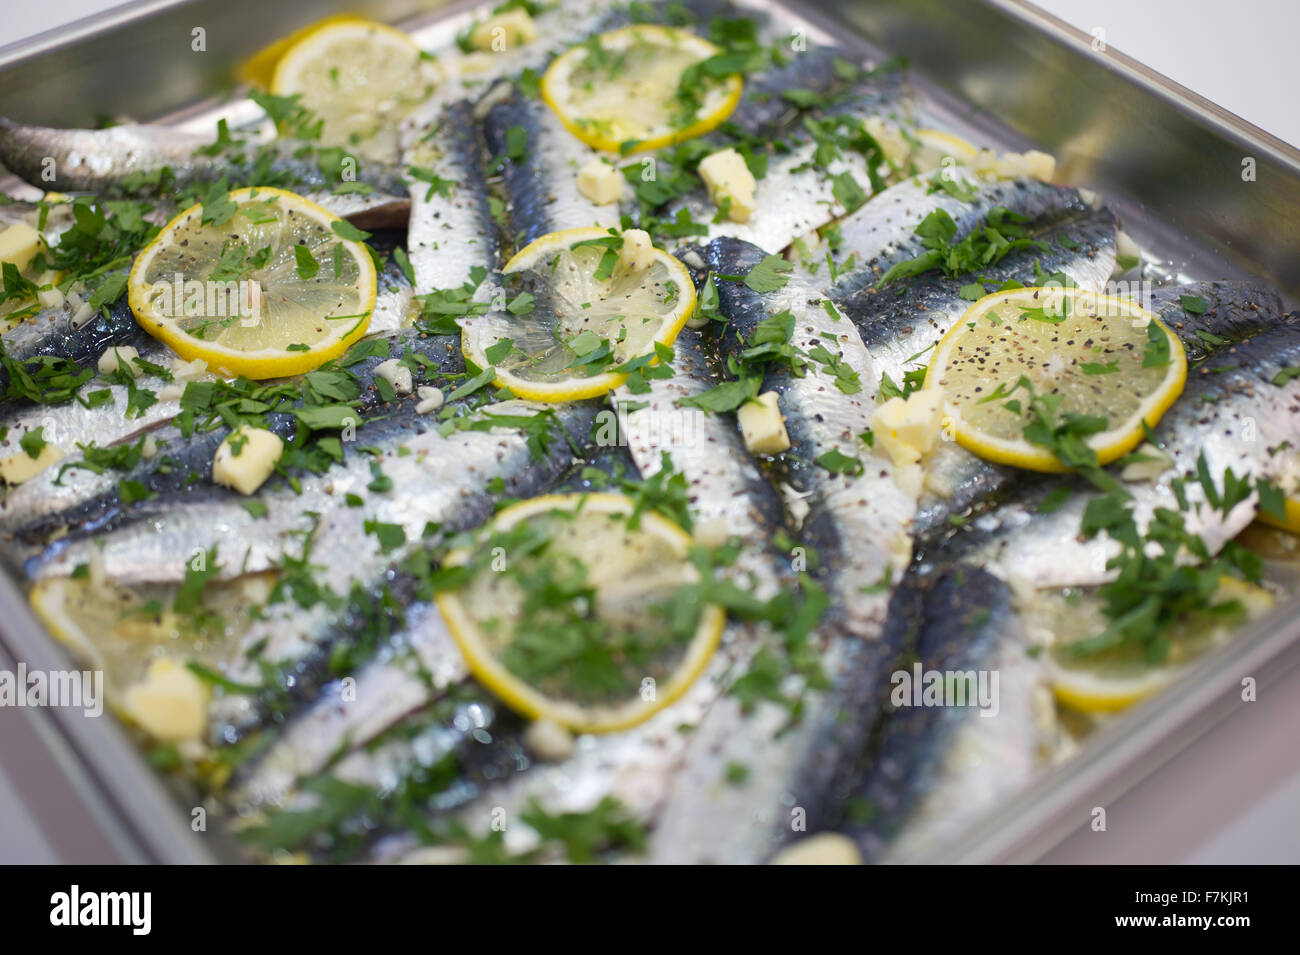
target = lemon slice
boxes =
[128,186,376,380]
[435,492,725,733]
[1044,577,1274,714]
[239,14,365,88]
[269,18,438,159]
[29,571,272,697]
[926,286,1187,472]
[905,128,977,172]
[540,25,742,153]
[1255,495,1300,534]
[462,226,696,402]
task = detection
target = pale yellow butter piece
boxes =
[122,659,210,743]
[0,222,42,274]
[738,391,790,455]
[618,228,655,273]
[469,8,538,52]
[771,833,862,865]
[576,159,624,205]
[871,389,945,468]
[212,426,283,495]
[0,442,66,485]
[698,148,756,223]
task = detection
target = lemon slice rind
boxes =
[435,492,724,734]
[127,186,377,380]
[927,287,1188,473]
[540,25,742,153]
[462,226,696,403]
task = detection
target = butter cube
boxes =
[771,833,862,865]
[576,159,623,205]
[469,8,538,52]
[0,222,42,274]
[738,391,790,455]
[618,228,655,273]
[122,659,209,743]
[871,389,945,468]
[698,148,756,223]
[374,358,414,395]
[212,426,283,495]
[1022,149,1057,182]
[98,345,142,378]
[995,149,1057,182]
[0,442,66,485]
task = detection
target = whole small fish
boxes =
[825,562,1044,862]
[958,319,1300,590]
[0,117,409,200]
[402,99,501,296]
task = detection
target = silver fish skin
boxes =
[482,87,621,246]
[0,283,445,542]
[400,0,625,129]
[828,563,1043,862]
[228,448,638,811]
[914,280,1288,541]
[1146,280,1285,361]
[192,397,596,737]
[963,320,1300,591]
[656,63,911,254]
[1,198,419,399]
[835,201,1118,542]
[709,236,916,634]
[616,326,789,596]
[359,328,798,864]
[0,117,409,197]
[644,237,918,863]
[402,99,500,297]
[826,174,1092,298]
[28,394,597,588]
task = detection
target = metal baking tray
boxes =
[1,0,1297,864]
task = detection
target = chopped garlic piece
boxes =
[171,356,209,382]
[97,345,142,378]
[771,833,862,865]
[618,228,655,273]
[524,718,575,762]
[468,8,537,52]
[693,516,730,550]
[1120,442,1173,482]
[212,426,283,496]
[37,286,64,310]
[871,389,945,468]
[122,659,209,743]
[0,442,66,485]
[698,148,756,223]
[416,385,445,415]
[374,358,414,395]
[738,391,790,455]
[576,159,623,205]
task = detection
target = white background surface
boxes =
[0,0,1297,864]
